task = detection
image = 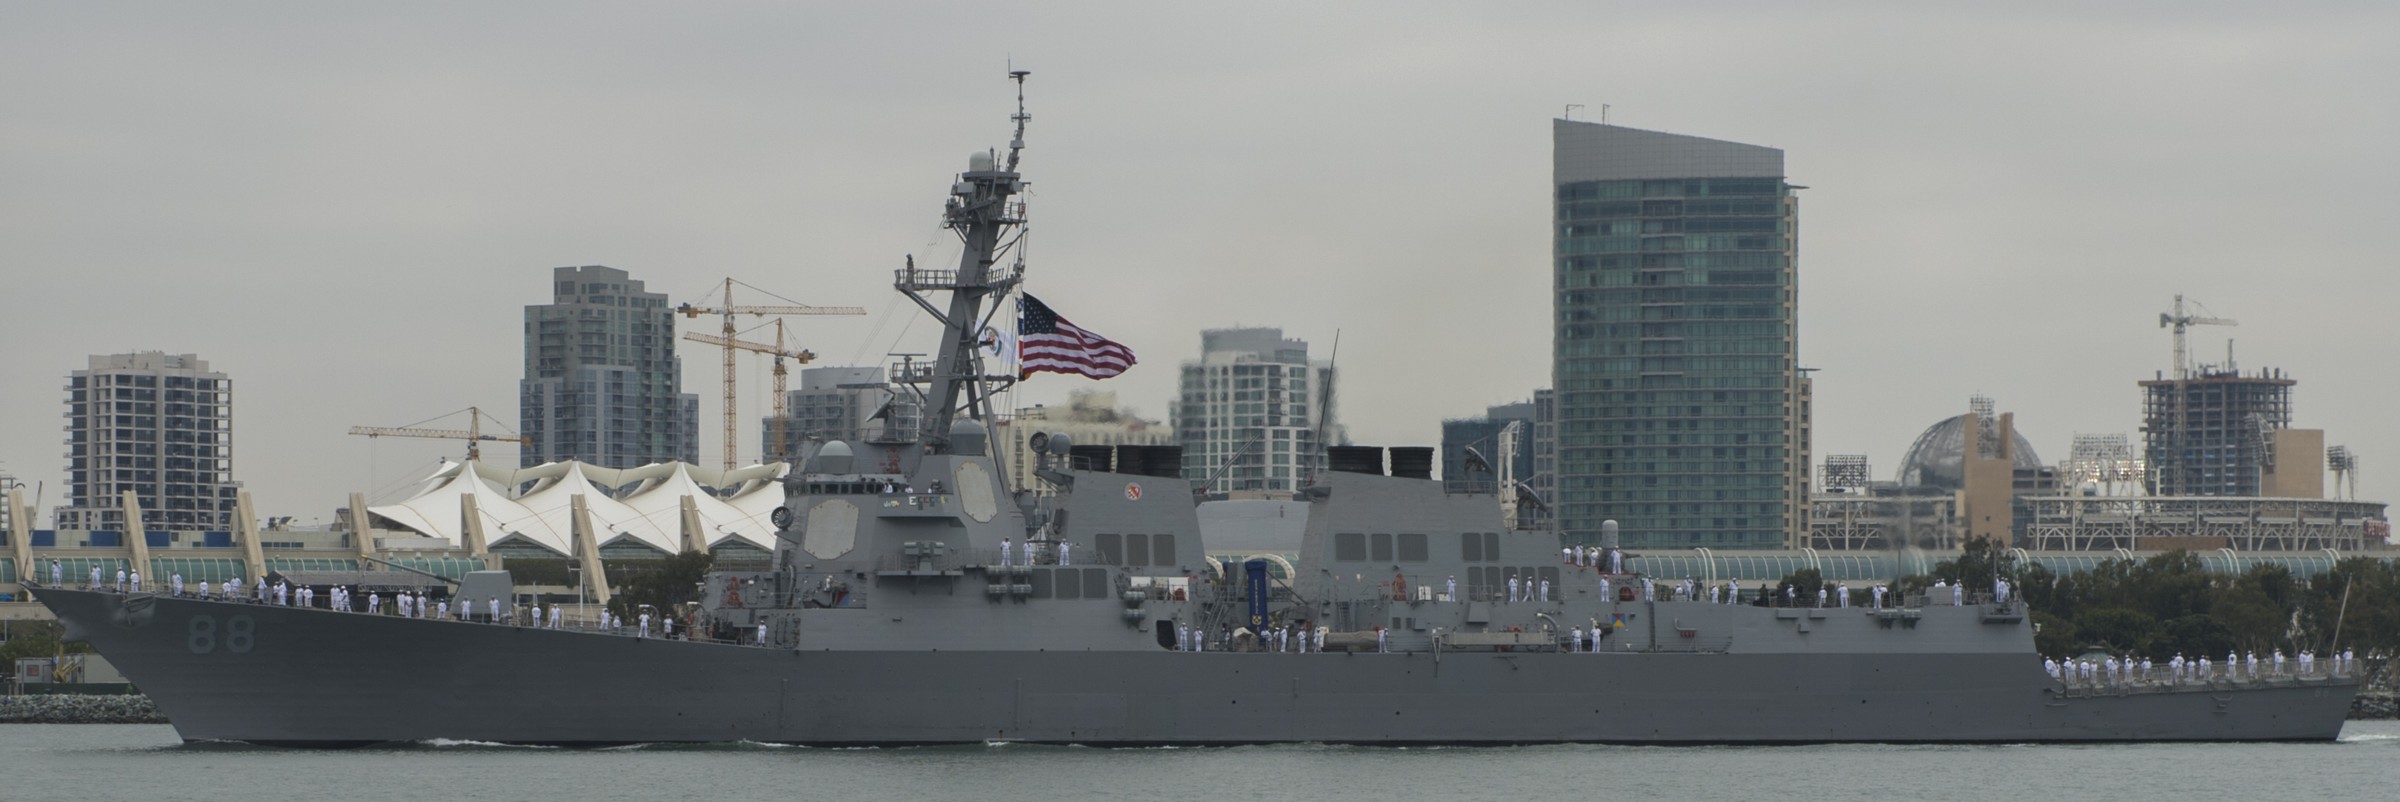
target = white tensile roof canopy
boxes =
[367,459,790,558]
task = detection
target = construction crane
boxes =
[2159,293,2237,381]
[683,319,816,465]
[677,278,864,470]
[348,406,529,462]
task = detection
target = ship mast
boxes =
[896,70,1032,452]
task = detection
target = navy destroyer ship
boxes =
[30,74,2358,746]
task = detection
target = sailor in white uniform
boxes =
[1538,578,1551,603]
[1000,537,1012,566]
[1571,626,1585,653]
[1375,627,1387,653]
[757,622,768,645]
[639,612,652,638]
[1021,539,1035,566]
[1058,542,1071,566]
[51,560,62,586]
[1446,575,1457,602]
[129,570,141,593]
[1506,575,1520,604]
[115,567,126,591]
[1176,622,1190,651]
[487,596,500,623]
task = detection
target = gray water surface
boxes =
[6,722,2393,801]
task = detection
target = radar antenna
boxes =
[893,70,1032,452]
[1006,69,1031,173]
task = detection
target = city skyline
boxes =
[3,4,2396,528]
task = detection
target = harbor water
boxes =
[5,721,2395,800]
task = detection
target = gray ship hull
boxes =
[37,587,2356,746]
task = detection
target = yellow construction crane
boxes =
[684,319,815,464]
[677,278,864,470]
[347,406,530,462]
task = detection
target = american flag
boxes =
[1018,294,1136,380]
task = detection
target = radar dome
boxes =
[948,419,989,456]
[809,440,855,475]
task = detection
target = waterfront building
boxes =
[519,266,699,469]
[1551,119,1809,550]
[1173,328,1339,494]
[53,352,240,532]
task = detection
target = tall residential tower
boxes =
[1551,120,1809,549]
[55,352,239,531]
[520,265,700,468]
[1174,328,1340,495]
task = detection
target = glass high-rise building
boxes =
[521,265,699,468]
[1551,119,1809,549]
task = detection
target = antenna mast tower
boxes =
[894,70,1033,452]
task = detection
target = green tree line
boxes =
[1897,537,2397,683]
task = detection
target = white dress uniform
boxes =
[115,569,126,591]
[1507,576,1519,603]
[639,613,652,638]
[1538,579,1551,603]
[1446,576,1457,601]
[130,571,141,593]
[1000,538,1012,566]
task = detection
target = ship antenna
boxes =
[898,70,1032,453]
[1303,329,1340,487]
[1006,69,1031,173]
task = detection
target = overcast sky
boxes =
[4,2,2396,527]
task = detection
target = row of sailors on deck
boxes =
[1173,622,1334,653]
[1560,546,1626,574]
[1443,571,1945,611]
[2047,649,2359,685]
[996,537,1071,567]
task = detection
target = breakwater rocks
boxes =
[0,694,169,724]
[2354,692,2397,720]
